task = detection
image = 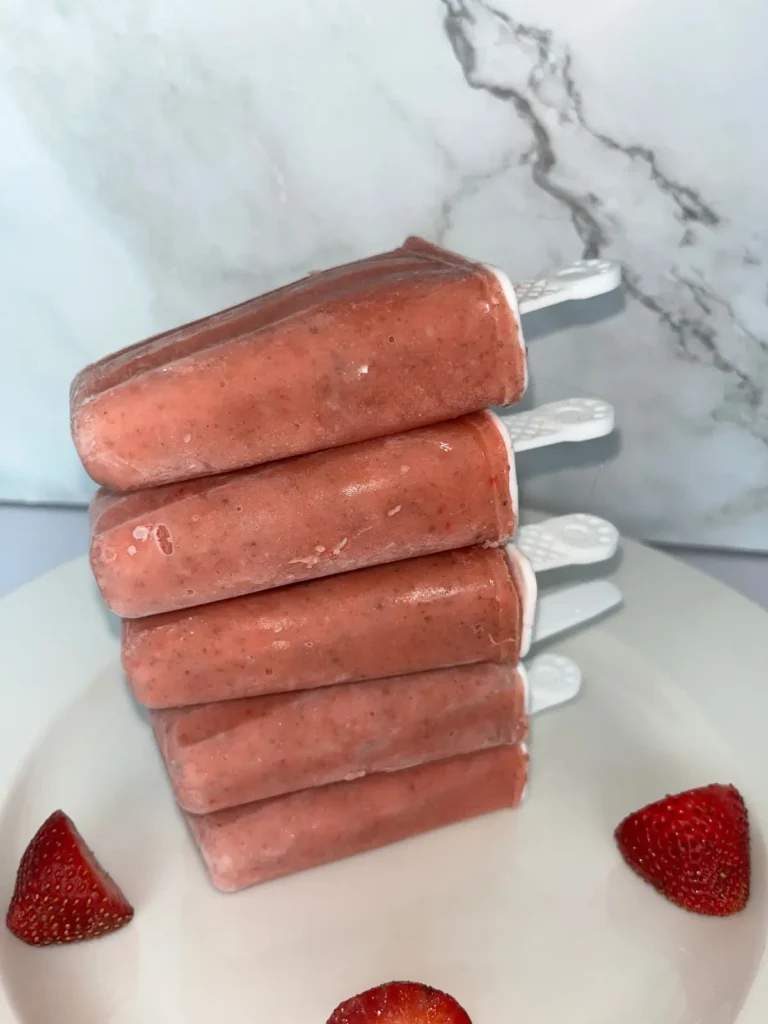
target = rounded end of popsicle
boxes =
[518,661,531,717]
[486,410,519,526]
[517,740,530,805]
[482,263,528,398]
[504,545,538,658]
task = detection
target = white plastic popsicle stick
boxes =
[515,259,622,315]
[509,516,620,658]
[500,398,615,453]
[514,514,619,574]
[531,580,622,648]
[525,653,583,715]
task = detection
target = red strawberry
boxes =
[6,810,134,946]
[615,783,750,916]
[327,981,472,1024]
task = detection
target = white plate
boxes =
[1,534,767,1024]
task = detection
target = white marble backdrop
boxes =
[0,0,766,548]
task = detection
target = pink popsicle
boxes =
[91,411,516,618]
[185,744,528,892]
[71,237,525,491]
[123,545,529,708]
[153,661,528,813]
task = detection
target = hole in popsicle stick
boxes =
[562,522,591,542]
[555,404,590,423]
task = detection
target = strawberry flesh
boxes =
[6,810,134,946]
[615,783,750,916]
[327,980,472,1024]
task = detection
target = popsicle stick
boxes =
[530,580,622,648]
[500,398,615,453]
[515,259,622,315]
[514,514,619,574]
[524,653,583,715]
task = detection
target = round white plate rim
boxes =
[1,531,768,1022]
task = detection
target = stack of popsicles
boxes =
[71,237,622,892]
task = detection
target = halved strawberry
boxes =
[6,810,134,946]
[327,981,472,1024]
[615,783,750,916]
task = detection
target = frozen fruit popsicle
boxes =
[185,744,528,892]
[123,511,619,709]
[92,410,516,618]
[152,661,528,814]
[122,544,529,707]
[72,237,527,491]
[94,399,614,621]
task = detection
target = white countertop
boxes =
[1,503,766,611]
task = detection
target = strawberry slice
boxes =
[615,783,750,916]
[327,981,472,1024]
[6,810,134,946]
